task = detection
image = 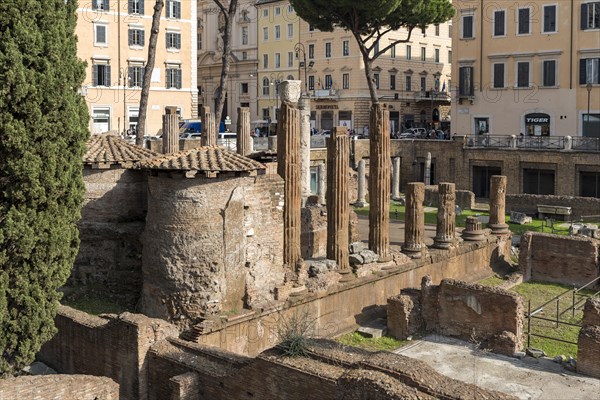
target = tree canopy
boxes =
[290,0,455,103]
[0,0,89,375]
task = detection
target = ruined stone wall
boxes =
[70,167,146,307]
[146,338,513,400]
[301,204,327,259]
[141,172,285,325]
[519,232,599,286]
[578,298,600,378]
[0,375,119,400]
[37,305,178,400]
[388,279,524,355]
[194,237,511,356]
[345,139,600,196]
[506,194,600,219]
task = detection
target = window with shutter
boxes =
[543,5,557,33]
[518,8,530,34]
[93,0,109,11]
[459,66,474,96]
[493,63,504,88]
[580,58,600,84]
[581,2,600,30]
[543,60,556,86]
[462,15,473,39]
[517,62,529,87]
[95,24,107,45]
[494,10,505,36]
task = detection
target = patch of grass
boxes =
[336,332,409,352]
[511,281,597,358]
[478,275,505,287]
[61,296,129,316]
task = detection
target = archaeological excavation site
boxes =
[4,92,599,400]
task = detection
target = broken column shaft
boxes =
[236,107,251,156]
[201,106,216,147]
[355,159,368,207]
[433,182,457,249]
[403,182,426,259]
[489,175,510,235]
[162,113,179,154]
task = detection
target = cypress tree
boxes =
[0,0,88,375]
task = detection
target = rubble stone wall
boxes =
[519,232,599,286]
[0,375,119,400]
[578,298,600,378]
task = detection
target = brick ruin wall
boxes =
[519,232,599,286]
[0,375,119,400]
[577,298,600,378]
[36,307,514,400]
[347,139,600,197]
[141,173,285,326]
[37,305,178,400]
[506,194,600,220]
[388,278,524,356]
[70,167,147,308]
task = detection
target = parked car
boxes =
[397,132,417,139]
[179,120,202,135]
[181,132,202,140]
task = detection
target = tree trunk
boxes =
[354,34,378,105]
[214,1,238,132]
[136,0,164,146]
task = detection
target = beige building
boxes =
[255,0,452,133]
[76,0,198,135]
[451,0,600,138]
[197,0,258,130]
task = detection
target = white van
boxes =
[217,132,238,151]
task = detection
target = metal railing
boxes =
[466,135,600,151]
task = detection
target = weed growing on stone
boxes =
[276,308,318,357]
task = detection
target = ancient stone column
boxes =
[424,152,432,186]
[162,113,179,154]
[277,102,302,266]
[462,216,486,241]
[236,107,251,156]
[368,104,391,260]
[317,162,326,205]
[201,106,216,147]
[327,127,350,270]
[299,96,311,202]
[403,182,426,259]
[489,175,510,235]
[355,159,368,207]
[433,182,457,249]
[391,157,401,200]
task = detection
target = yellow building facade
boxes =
[256,0,453,133]
[451,0,600,137]
[76,0,198,135]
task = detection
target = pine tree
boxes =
[0,0,89,375]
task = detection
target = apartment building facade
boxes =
[254,0,452,133]
[451,0,600,138]
[197,0,259,129]
[77,0,198,135]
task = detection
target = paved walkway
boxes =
[394,335,600,400]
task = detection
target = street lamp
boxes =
[295,42,314,95]
[586,82,593,136]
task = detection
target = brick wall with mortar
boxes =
[519,232,600,286]
[69,167,147,308]
[334,139,600,196]
[146,338,514,400]
[577,298,600,378]
[0,375,119,400]
[140,172,285,326]
[388,278,524,355]
[37,305,178,400]
[506,194,600,219]
[301,203,360,259]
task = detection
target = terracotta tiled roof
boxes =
[84,134,159,168]
[140,146,266,174]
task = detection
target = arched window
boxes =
[287,74,294,80]
[262,77,270,96]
